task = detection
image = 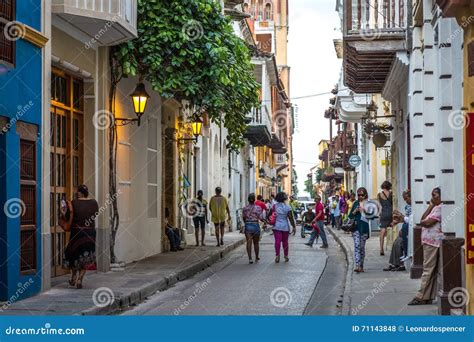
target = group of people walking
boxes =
[58,180,444,308]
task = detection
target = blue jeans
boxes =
[401,222,409,256]
[166,226,181,250]
[308,221,328,246]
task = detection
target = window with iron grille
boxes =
[0,0,15,66]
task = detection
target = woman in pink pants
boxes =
[272,192,296,263]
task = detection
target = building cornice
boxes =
[22,24,49,48]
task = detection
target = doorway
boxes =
[49,68,84,277]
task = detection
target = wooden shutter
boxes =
[0,0,15,66]
[20,139,37,274]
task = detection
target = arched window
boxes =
[265,3,272,21]
[258,0,264,20]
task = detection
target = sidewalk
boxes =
[328,227,438,316]
[0,232,245,316]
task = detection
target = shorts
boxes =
[245,222,261,235]
[193,216,206,230]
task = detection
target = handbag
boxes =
[59,201,73,232]
[268,204,276,226]
[341,218,357,233]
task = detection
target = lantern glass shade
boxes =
[372,133,387,147]
[191,117,203,137]
[130,83,150,115]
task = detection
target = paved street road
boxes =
[122,232,339,315]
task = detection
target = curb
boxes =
[81,237,245,315]
[327,226,353,316]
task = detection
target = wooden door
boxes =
[50,69,84,277]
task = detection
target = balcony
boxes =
[343,0,407,93]
[224,0,251,20]
[436,0,472,17]
[243,105,272,146]
[268,133,287,154]
[52,0,137,46]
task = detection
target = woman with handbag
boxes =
[348,187,370,273]
[242,193,265,264]
[60,184,99,289]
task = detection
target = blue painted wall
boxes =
[0,0,43,301]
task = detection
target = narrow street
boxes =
[122,232,340,316]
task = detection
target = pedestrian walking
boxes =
[333,195,342,230]
[377,181,393,256]
[324,199,331,225]
[349,187,371,273]
[329,195,337,228]
[272,192,296,263]
[305,195,328,248]
[192,190,208,247]
[61,184,99,289]
[209,187,231,247]
[242,193,265,264]
[408,187,444,305]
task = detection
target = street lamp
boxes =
[114,81,150,127]
[178,115,203,143]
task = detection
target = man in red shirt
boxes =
[255,195,267,212]
[305,195,329,248]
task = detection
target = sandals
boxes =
[284,256,289,262]
[275,256,280,263]
[76,279,83,289]
[249,259,254,264]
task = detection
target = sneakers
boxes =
[320,244,328,249]
[304,242,313,247]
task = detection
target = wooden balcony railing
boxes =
[345,0,407,36]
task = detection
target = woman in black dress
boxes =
[377,181,393,256]
[64,185,99,289]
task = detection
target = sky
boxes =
[288,0,342,197]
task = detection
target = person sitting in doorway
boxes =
[165,208,184,252]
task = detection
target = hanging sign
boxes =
[348,155,362,168]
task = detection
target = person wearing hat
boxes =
[209,186,230,247]
[62,184,99,289]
